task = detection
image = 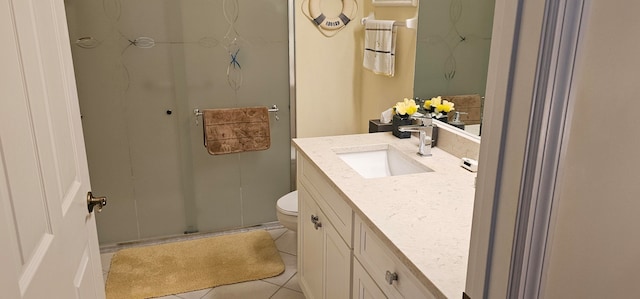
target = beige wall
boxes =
[295,0,418,137]
[359,4,418,133]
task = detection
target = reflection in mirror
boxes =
[413,0,495,136]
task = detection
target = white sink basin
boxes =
[335,144,433,178]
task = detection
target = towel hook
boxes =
[270,105,280,121]
[194,108,203,125]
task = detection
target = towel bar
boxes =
[194,105,280,125]
[361,13,417,29]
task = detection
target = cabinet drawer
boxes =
[354,215,441,299]
[298,154,353,247]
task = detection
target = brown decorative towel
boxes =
[203,107,270,155]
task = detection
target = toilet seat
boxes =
[276,191,298,216]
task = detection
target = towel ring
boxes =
[309,0,357,30]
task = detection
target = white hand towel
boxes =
[363,20,397,77]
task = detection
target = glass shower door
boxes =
[65,0,291,245]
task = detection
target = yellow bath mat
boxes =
[105,230,285,299]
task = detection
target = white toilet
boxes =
[276,191,298,231]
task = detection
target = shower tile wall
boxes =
[65,0,290,245]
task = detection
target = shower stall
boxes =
[64,0,293,245]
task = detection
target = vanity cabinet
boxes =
[294,134,476,299]
[297,155,352,299]
[297,152,444,299]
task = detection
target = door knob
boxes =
[87,192,107,213]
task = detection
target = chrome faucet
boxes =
[398,117,435,156]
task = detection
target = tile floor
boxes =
[100,227,305,299]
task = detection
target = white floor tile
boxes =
[202,280,280,299]
[100,252,115,273]
[274,230,297,256]
[262,252,297,286]
[270,287,306,299]
[283,273,302,293]
[268,228,288,240]
[172,287,213,299]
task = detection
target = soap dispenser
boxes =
[450,111,467,130]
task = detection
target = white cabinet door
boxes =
[299,185,324,299]
[353,259,387,299]
[325,221,351,299]
[298,183,352,299]
[0,0,104,298]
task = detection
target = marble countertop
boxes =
[293,132,476,299]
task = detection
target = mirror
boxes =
[413,0,496,136]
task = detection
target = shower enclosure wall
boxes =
[64,0,292,245]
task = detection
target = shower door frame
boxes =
[288,0,298,191]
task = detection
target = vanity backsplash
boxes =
[368,117,480,161]
[434,121,481,160]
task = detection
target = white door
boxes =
[540,2,640,297]
[0,0,105,298]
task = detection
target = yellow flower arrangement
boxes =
[423,96,455,118]
[393,98,419,117]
